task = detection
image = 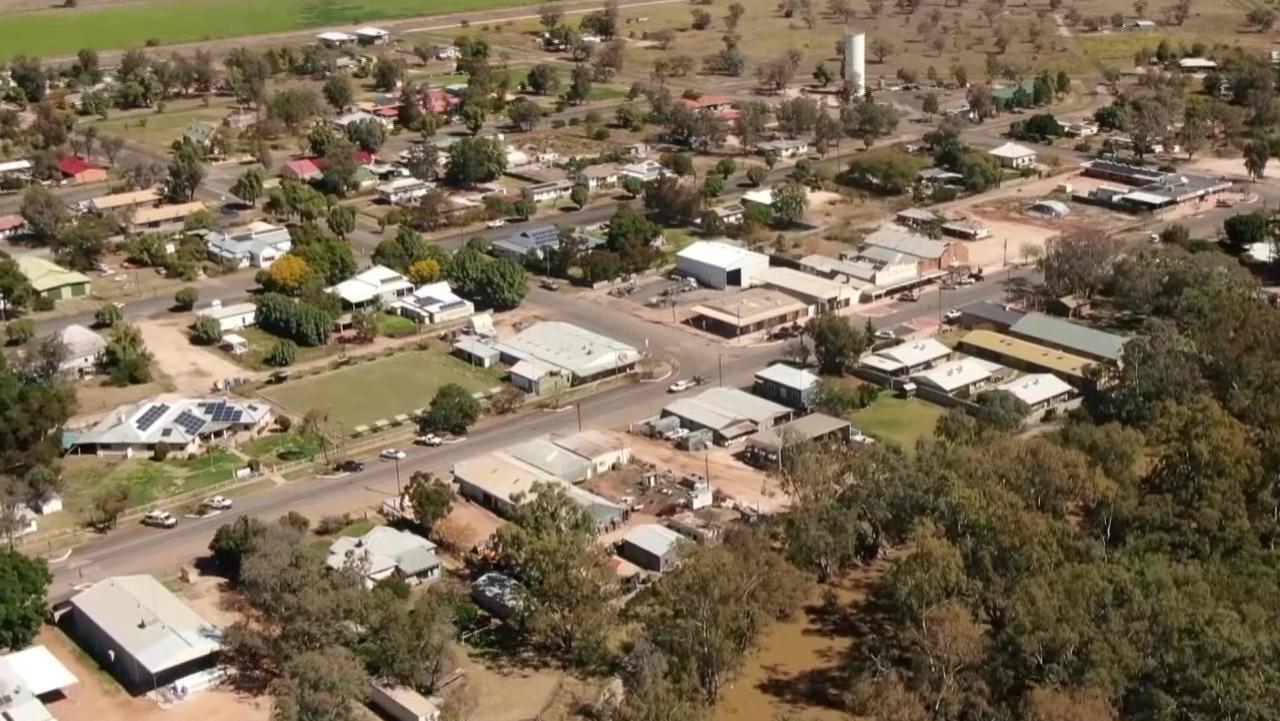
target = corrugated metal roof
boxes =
[1009,312,1127,361]
[623,524,683,558]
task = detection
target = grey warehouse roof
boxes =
[504,437,592,481]
[497,321,640,380]
[623,524,683,558]
[69,575,221,675]
[959,301,1026,328]
[1009,312,1127,361]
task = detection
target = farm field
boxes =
[259,348,502,431]
[0,0,543,58]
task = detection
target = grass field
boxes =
[260,348,502,431]
[226,327,340,371]
[62,448,243,519]
[242,430,325,462]
[0,0,546,58]
[849,395,946,449]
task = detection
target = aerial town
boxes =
[0,1,1277,721]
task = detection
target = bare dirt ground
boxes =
[624,434,788,514]
[138,316,248,394]
[38,626,271,721]
[454,647,565,721]
[73,378,173,421]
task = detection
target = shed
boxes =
[369,683,439,721]
[452,337,500,367]
[753,363,820,409]
[17,257,90,301]
[619,524,683,572]
[471,572,527,622]
[745,412,851,466]
[676,240,769,289]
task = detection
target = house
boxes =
[618,159,665,183]
[85,188,161,214]
[196,302,257,333]
[679,95,738,119]
[955,301,1026,331]
[392,281,475,325]
[1007,312,1127,365]
[355,26,391,45]
[917,167,964,186]
[127,202,206,233]
[334,110,393,132]
[1063,120,1099,137]
[205,222,293,269]
[1027,199,1070,218]
[378,177,433,205]
[676,240,770,289]
[752,266,854,313]
[419,87,460,115]
[988,142,1037,169]
[859,337,952,377]
[690,288,810,338]
[0,645,78,721]
[491,225,563,262]
[896,207,940,229]
[223,111,258,130]
[744,412,852,466]
[661,387,792,443]
[316,30,357,47]
[327,526,441,589]
[58,155,107,184]
[704,201,744,226]
[18,257,90,301]
[522,179,575,203]
[856,224,969,276]
[619,524,683,572]
[61,395,272,456]
[281,158,322,182]
[471,572,526,622]
[0,214,26,240]
[754,363,820,409]
[741,186,775,207]
[56,324,106,376]
[910,357,1005,395]
[956,330,1093,385]
[496,321,640,385]
[995,373,1076,411]
[66,574,221,691]
[453,452,624,528]
[757,138,810,159]
[575,163,620,191]
[326,265,414,309]
[549,429,631,475]
[369,683,440,721]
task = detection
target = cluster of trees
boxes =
[99,321,154,386]
[443,244,528,310]
[254,293,332,347]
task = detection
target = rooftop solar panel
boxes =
[135,403,170,431]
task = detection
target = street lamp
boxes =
[393,456,402,498]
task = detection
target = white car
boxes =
[380,448,407,461]
[415,434,443,447]
[142,510,177,528]
[943,309,962,323]
[874,329,896,341]
[668,379,697,393]
[202,496,233,510]
[486,219,507,228]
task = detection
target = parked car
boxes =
[897,289,920,302]
[142,510,177,528]
[486,219,507,228]
[540,279,560,291]
[415,434,443,447]
[202,496,233,511]
[664,428,690,441]
[943,309,962,324]
[668,379,697,393]
[380,448,407,461]
[335,459,365,473]
[874,329,897,341]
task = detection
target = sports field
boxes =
[260,349,502,432]
[0,0,539,58]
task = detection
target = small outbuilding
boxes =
[753,363,820,409]
[988,142,1037,169]
[619,524,683,573]
[18,257,90,301]
[676,240,770,289]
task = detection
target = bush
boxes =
[276,415,293,432]
[5,319,36,346]
[266,339,298,367]
[490,386,526,414]
[280,511,310,533]
[424,383,481,433]
[153,442,170,461]
[316,513,352,535]
[190,316,222,345]
[34,296,54,312]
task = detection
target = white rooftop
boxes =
[55,324,105,359]
[862,338,951,373]
[623,524,683,558]
[0,646,77,698]
[496,321,639,380]
[910,357,1003,393]
[989,142,1037,159]
[355,26,390,36]
[317,31,355,41]
[677,240,768,270]
[328,265,413,305]
[752,266,849,301]
[196,302,256,321]
[755,363,819,391]
[327,526,439,580]
[996,373,1074,406]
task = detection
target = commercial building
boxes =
[327,265,414,309]
[55,324,106,377]
[676,240,770,289]
[856,224,969,276]
[204,223,292,269]
[859,338,952,376]
[751,266,855,312]
[754,363,820,409]
[452,452,625,529]
[549,430,632,475]
[744,412,852,466]
[1007,312,1127,364]
[798,253,910,298]
[619,524,684,572]
[195,302,257,333]
[988,142,1037,169]
[996,373,1075,410]
[391,281,475,325]
[496,321,640,385]
[326,526,441,589]
[62,395,271,456]
[661,387,792,443]
[66,575,221,691]
[689,288,809,338]
[1081,159,1168,186]
[504,437,593,483]
[956,330,1093,384]
[910,357,1005,395]
[0,645,78,721]
[18,257,90,301]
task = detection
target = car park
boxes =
[142,510,177,528]
[380,448,407,460]
[202,496,233,510]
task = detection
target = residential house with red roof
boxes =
[58,155,107,184]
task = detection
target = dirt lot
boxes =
[624,433,788,514]
[138,316,249,394]
[38,626,270,721]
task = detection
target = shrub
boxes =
[190,316,222,345]
[276,415,293,432]
[266,339,298,367]
[153,442,170,461]
[316,513,352,535]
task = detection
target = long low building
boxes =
[751,266,855,313]
[676,240,769,289]
[662,387,793,443]
[744,412,852,466]
[62,395,272,456]
[956,329,1094,384]
[859,338,952,377]
[690,288,810,338]
[995,373,1076,411]
[1006,312,1127,365]
[493,321,641,386]
[910,357,1005,395]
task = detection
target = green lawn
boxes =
[224,327,339,371]
[339,518,377,537]
[260,349,502,431]
[62,448,244,519]
[0,0,544,58]
[88,101,231,151]
[849,395,947,450]
[376,313,417,338]
[587,84,628,102]
[242,431,325,462]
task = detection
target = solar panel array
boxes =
[173,410,206,436]
[205,401,245,424]
[135,403,170,431]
